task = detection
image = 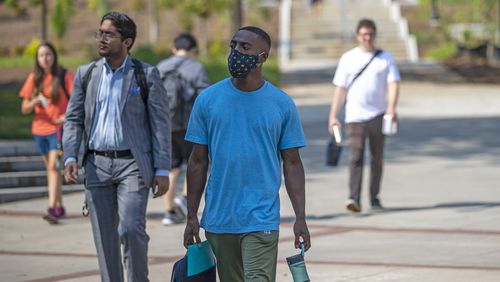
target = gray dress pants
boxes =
[84,154,150,282]
[346,114,385,205]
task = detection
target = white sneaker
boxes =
[174,196,188,217]
[162,210,184,225]
[345,199,361,213]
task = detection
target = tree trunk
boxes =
[199,17,208,57]
[497,0,500,43]
[41,0,47,41]
[231,0,243,36]
[149,0,158,45]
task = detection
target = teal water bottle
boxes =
[286,243,310,282]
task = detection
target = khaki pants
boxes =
[206,231,279,282]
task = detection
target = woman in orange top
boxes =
[19,42,73,224]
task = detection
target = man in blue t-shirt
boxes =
[183,26,311,281]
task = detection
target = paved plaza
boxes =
[1,63,499,281]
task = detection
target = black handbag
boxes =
[170,254,216,282]
[326,137,342,166]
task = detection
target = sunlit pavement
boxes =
[1,62,499,281]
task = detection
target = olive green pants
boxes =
[206,230,279,282]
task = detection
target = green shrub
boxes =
[10,45,25,56]
[23,38,42,58]
[426,43,457,60]
[413,30,438,45]
[461,29,484,48]
[131,45,171,65]
[200,56,229,83]
[207,36,227,58]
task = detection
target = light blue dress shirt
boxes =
[88,56,129,150]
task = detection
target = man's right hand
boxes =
[328,117,341,136]
[64,162,79,183]
[183,216,202,248]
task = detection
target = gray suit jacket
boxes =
[63,58,171,187]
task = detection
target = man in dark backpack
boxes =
[62,12,171,282]
[157,33,210,226]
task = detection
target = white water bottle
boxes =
[332,124,342,144]
[382,115,397,136]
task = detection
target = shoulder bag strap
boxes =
[347,49,382,89]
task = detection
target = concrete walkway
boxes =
[1,63,500,281]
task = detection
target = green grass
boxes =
[426,43,458,61]
[0,56,90,68]
[0,88,33,139]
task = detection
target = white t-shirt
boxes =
[333,47,400,123]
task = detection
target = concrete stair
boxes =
[0,140,83,203]
[0,156,45,172]
[289,0,411,60]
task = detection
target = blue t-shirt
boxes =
[185,78,307,233]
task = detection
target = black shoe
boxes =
[371,199,384,211]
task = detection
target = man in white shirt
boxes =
[328,18,400,213]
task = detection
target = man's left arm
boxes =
[281,148,311,251]
[386,81,400,122]
[147,66,171,197]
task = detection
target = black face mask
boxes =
[227,48,264,79]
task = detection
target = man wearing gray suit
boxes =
[63,12,170,282]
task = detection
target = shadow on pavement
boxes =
[280,201,500,223]
[298,104,500,175]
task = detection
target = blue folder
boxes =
[187,241,216,277]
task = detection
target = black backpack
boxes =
[161,58,195,131]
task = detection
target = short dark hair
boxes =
[174,33,197,51]
[356,18,377,34]
[101,11,137,50]
[238,26,271,50]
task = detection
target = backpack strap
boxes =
[160,57,189,80]
[131,58,149,105]
[82,61,97,95]
[80,59,148,106]
[173,57,189,71]
[59,68,70,99]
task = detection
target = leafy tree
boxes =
[88,0,109,17]
[159,0,234,56]
[51,0,73,40]
[4,0,26,15]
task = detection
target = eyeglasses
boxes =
[93,31,120,41]
[358,32,376,37]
